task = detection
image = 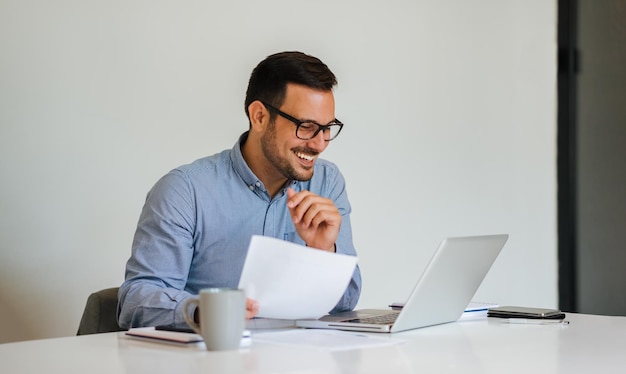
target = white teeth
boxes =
[295,152,315,161]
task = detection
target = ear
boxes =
[247,100,269,133]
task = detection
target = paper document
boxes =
[125,327,252,347]
[126,327,203,343]
[465,301,499,312]
[238,235,357,320]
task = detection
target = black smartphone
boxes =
[487,306,566,320]
[154,325,196,333]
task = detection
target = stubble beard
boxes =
[261,121,314,182]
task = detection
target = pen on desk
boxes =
[500,319,570,325]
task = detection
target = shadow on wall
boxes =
[0,288,39,343]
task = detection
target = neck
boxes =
[241,136,287,199]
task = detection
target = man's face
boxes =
[260,84,335,181]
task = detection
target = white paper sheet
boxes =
[238,235,357,319]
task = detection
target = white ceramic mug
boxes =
[182,288,246,351]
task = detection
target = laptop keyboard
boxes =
[345,312,399,325]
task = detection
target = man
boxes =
[118,51,361,328]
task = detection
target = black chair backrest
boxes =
[77,287,125,335]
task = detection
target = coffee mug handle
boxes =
[182,297,202,335]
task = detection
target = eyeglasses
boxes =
[261,101,343,141]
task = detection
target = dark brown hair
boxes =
[244,51,337,123]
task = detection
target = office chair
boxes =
[77,287,126,335]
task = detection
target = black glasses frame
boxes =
[261,101,343,141]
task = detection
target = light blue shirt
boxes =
[118,132,362,328]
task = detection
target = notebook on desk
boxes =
[296,234,508,333]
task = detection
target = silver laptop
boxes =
[296,234,508,333]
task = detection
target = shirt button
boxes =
[255,182,261,187]
[249,185,254,191]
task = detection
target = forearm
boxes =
[328,210,361,312]
[118,280,194,329]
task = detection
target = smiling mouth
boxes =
[294,150,317,162]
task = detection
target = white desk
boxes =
[2,313,625,374]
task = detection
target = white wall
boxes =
[0,0,556,343]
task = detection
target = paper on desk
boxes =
[238,235,357,320]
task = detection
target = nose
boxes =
[307,129,328,150]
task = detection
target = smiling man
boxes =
[118,51,362,329]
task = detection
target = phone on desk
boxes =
[487,306,566,320]
[155,325,195,333]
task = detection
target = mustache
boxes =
[292,147,319,156]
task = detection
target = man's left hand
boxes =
[286,188,339,252]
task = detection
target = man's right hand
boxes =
[195,297,259,322]
[246,298,259,319]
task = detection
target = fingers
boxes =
[286,188,340,251]
[246,298,259,320]
[287,188,340,228]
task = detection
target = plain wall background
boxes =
[0,0,556,343]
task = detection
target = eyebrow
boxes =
[264,102,338,126]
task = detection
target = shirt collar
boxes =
[231,132,262,191]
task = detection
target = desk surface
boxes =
[2,313,625,374]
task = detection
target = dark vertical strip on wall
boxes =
[557,0,579,312]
